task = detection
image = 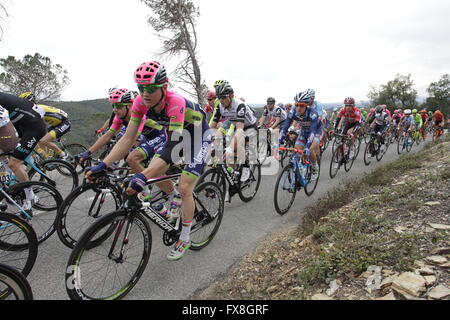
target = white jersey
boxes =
[263,105,287,122]
[212,98,257,129]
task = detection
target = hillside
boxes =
[199,135,450,300]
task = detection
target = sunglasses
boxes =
[217,95,229,100]
[345,104,355,107]
[112,103,131,109]
[295,102,308,108]
[207,98,215,102]
[137,84,165,94]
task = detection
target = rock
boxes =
[416,266,435,275]
[394,226,408,234]
[326,280,340,296]
[380,276,397,289]
[428,285,450,300]
[440,262,450,269]
[392,272,427,298]
[425,201,441,206]
[266,286,278,294]
[426,255,448,265]
[311,294,334,300]
[414,260,426,268]
[392,181,406,186]
[424,276,436,287]
[366,268,382,293]
[431,247,450,255]
[428,223,450,230]
[376,292,397,300]
[299,235,313,247]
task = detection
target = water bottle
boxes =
[226,166,234,174]
[154,203,168,217]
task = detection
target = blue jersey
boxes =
[280,108,322,148]
[310,101,325,118]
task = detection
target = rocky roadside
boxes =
[198,136,450,301]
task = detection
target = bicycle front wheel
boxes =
[330,147,343,178]
[56,182,122,249]
[0,263,33,300]
[66,210,152,300]
[8,181,62,243]
[190,181,224,250]
[274,164,297,215]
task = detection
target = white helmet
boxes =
[0,106,10,127]
[404,109,412,115]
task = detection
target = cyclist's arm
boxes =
[88,130,115,153]
[101,116,141,167]
[306,113,321,149]
[279,112,293,143]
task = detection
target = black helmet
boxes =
[375,105,384,114]
[267,97,276,105]
[215,81,234,97]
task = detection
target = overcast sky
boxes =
[1,0,449,104]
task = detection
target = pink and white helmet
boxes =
[134,61,168,85]
[109,88,134,104]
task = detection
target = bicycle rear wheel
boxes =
[66,210,152,300]
[274,164,297,215]
[364,141,373,166]
[196,168,226,197]
[304,160,320,197]
[0,263,33,300]
[0,212,38,277]
[7,181,62,244]
[238,163,261,202]
[56,182,122,249]
[190,181,224,250]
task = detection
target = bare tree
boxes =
[141,0,207,105]
[0,2,9,41]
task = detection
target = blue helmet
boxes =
[305,89,316,98]
[294,91,312,104]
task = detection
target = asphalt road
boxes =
[26,135,431,300]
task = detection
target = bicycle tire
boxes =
[238,163,261,203]
[7,181,62,244]
[397,135,405,155]
[196,167,226,197]
[274,163,297,215]
[0,212,38,277]
[304,158,320,197]
[55,182,122,249]
[363,140,373,166]
[329,147,343,179]
[190,181,224,250]
[344,143,356,172]
[66,210,152,300]
[0,263,33,300]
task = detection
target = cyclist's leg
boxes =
[9,119,46,182]
[39,120,71,156]
[128,133,166,174]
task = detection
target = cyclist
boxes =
[86,61,211,261]
[399,109,415,143]
[432,109,445,135]
[209,81,258,187]
[77,88,167,174]
[412,109,423,140]
[258,97,287,158]
[279,91,322,180]
[367,105,390,156]
[284,103,293,114]
[418,109,429,139]
[0,92,47,208]
[18,92,71,159]
[204,91,216,115]
[335,97,363,140]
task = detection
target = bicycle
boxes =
[0,263,33,300]
[364,132,389,165]
[279,130,298,168]
[273,147,320,215]
[397,128,413,155]
[34,137,89,175]
[197,156,261,204]
[432,125,445,142]
[0,210,38,277]
[329,133,357,178]
[1,152,78,200]
[0,178,63,244]
[65,175,224,300]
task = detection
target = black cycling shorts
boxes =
[13,117,47,161]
